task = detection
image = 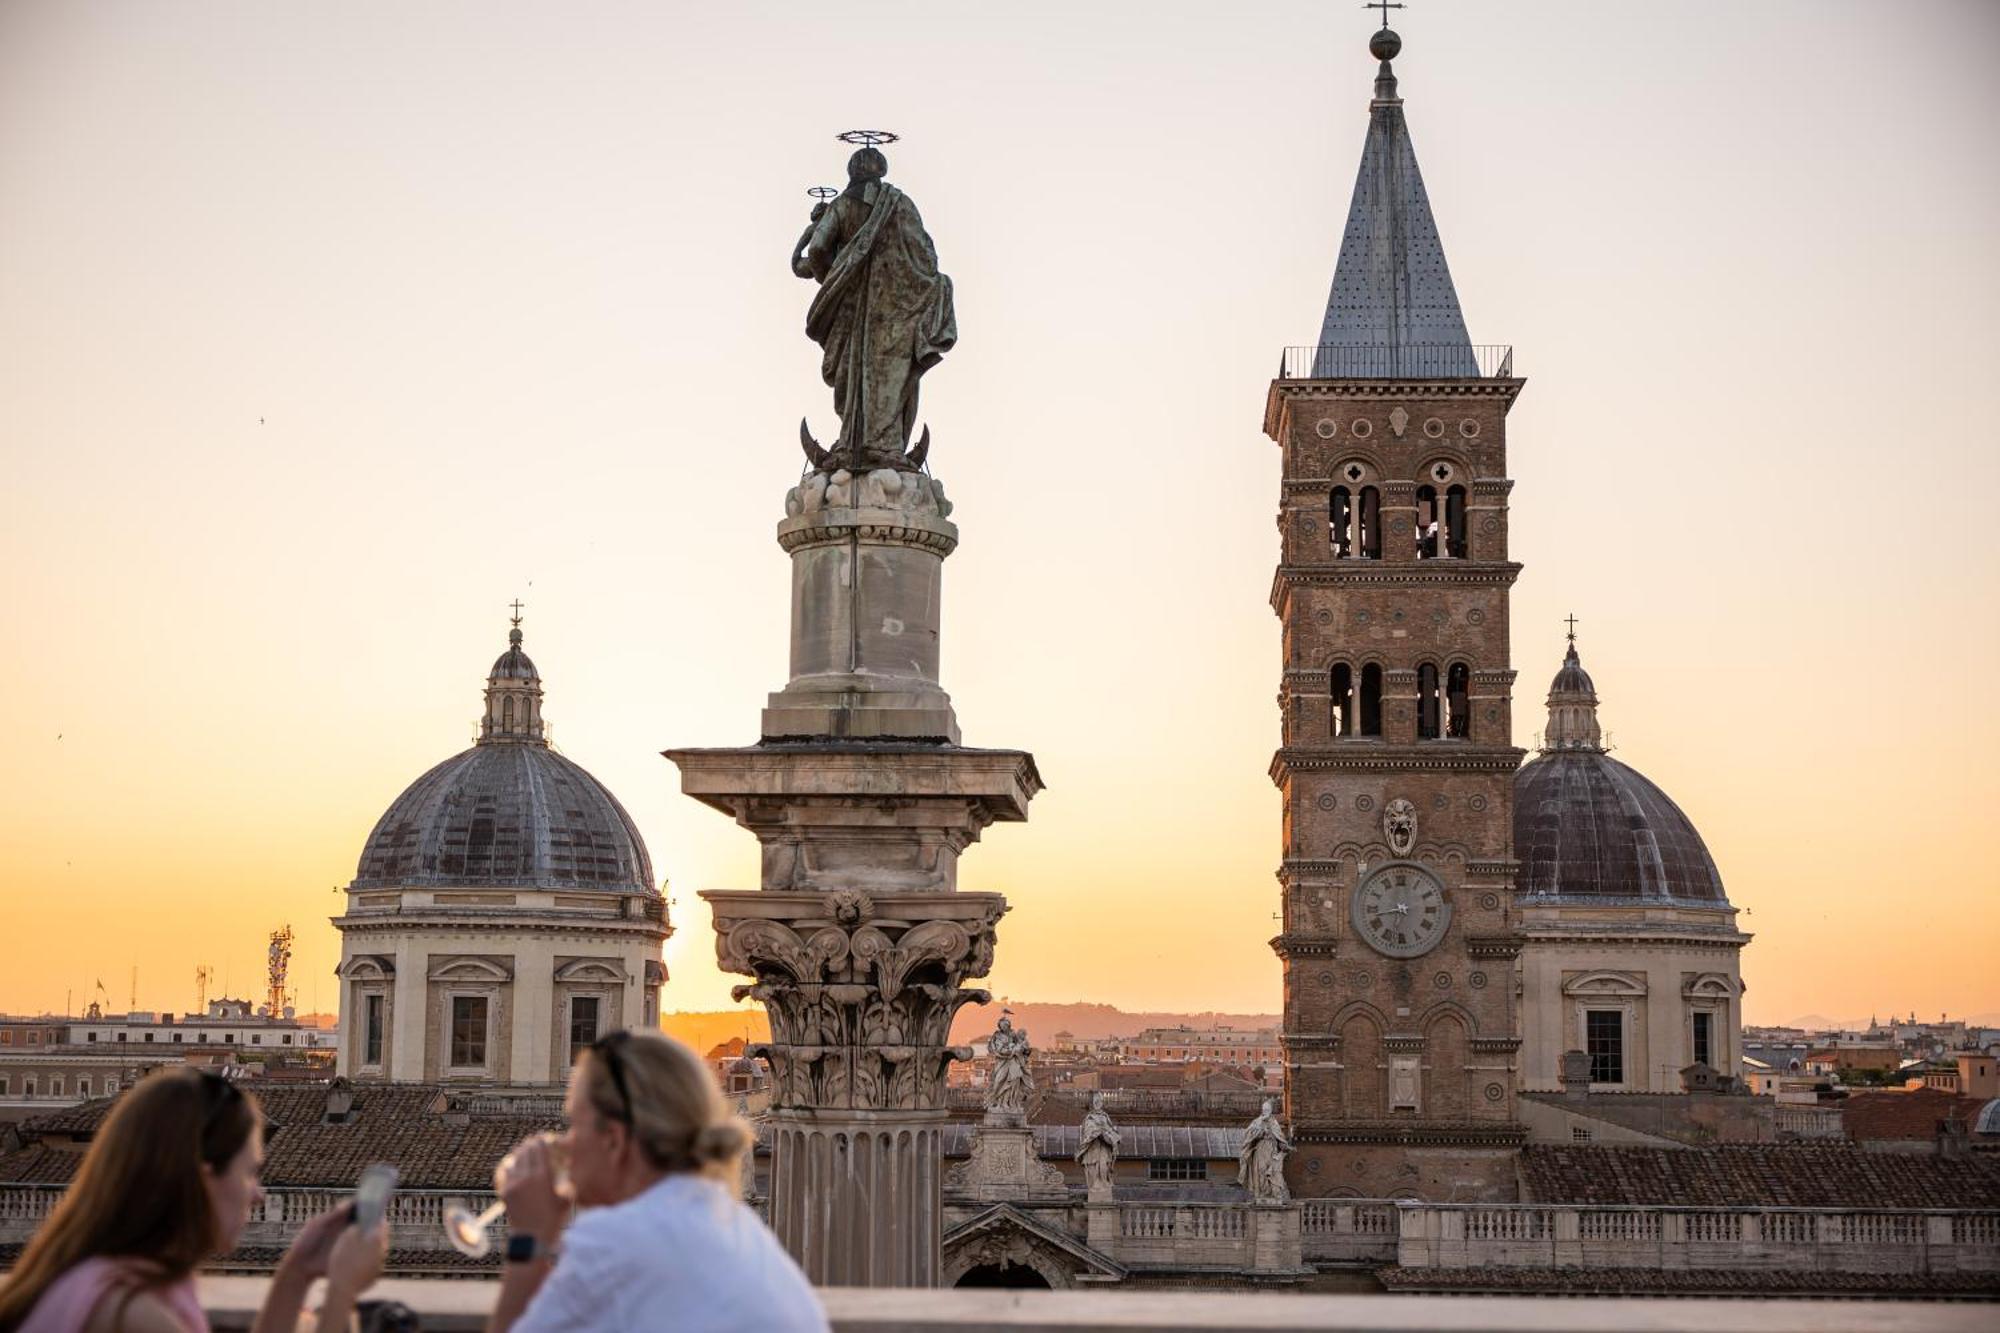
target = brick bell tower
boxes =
[1263,21,1527,1201]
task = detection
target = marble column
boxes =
[668,465,1041,1287]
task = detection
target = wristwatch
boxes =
[504,1234,558,1264]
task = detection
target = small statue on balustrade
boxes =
[1077,1092,1120,1198]
[1238,1099,1294,1205]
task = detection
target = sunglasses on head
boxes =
[588,1031,634,1124]
[197,1069,243,1128]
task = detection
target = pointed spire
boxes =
[479,605,546,746]
[1314,20,1478,376]
[1542,621,1605,754]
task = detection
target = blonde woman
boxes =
[490,1031,824,1333]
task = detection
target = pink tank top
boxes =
[17,1257,208,1333]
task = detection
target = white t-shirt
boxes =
[514,1174,826,1333]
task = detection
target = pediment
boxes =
[427,954,514,982]
[554,957,627,983]
[1562,969,1646,997]
[943,1202,1125,1287]
[337,954,395,981]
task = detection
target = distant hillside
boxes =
[662,1009,769,1056]
[949,1001,1281,1045]
[660,1001,1280,1055]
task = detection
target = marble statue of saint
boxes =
[1076,1092,1120,1196]
[1238,1099,1293,1204]
[983,1015,1033,1121]
[792,145,956,474]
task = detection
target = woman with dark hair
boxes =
[0,1066,385,1333]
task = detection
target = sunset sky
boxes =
[3,1,1996,1028]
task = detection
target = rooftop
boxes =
[1520,1144,2000,1210]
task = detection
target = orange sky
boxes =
[3,2,1997,1028]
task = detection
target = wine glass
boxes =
[442,1132,568,1258]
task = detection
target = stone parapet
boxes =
[1394,1202,2000,1281]
[183,1278,2000,1331]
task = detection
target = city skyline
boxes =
[4,1,1998,1026]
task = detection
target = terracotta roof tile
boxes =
[2,1086,561,1191]
[1521,1144,2000,1209]
[1842,1088,1986,1142]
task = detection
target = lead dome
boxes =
[350,620,654,895]
[1513,638,1728,905]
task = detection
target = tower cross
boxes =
[1364,0,1405,27]
[509,599,525,628]
[1564,613,1579,643]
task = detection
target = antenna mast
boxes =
[266,926,294,1018]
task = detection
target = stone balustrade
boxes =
[1299,1199,1399,1263]
[1104,1201,1303,1277]
[11,1184,1996,1292]
[1773,1104,1846,1139]
[1395,1202,2000,1276]
[1,1185,505,1257]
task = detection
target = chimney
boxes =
[1559,1050,1591,1101]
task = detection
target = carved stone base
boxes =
[947,1123,1068,1203]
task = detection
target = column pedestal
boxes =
[669,468,1040,1286]
[948,1121,1068,1204]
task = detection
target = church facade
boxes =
[331,618,669,1085]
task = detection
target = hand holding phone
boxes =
[353,1163,399,1232]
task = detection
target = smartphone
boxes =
[353,1163,399,1231]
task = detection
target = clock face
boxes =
[1351,862,1451,959]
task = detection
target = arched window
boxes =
[1415,485,1440,559]
[1358,487,1382,559]
[502,696,516,729]
[1331,663,1355,736]
[1417,663,1442,739]
[1445,486,1468,558]
[1359,664,1384,736]
[1446,662,1471,739]
[1330,487,1353,557]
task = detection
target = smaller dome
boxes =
[1517,632,1727,906]
[354,739,653,892]
[1515,752,1728,905]
[491,627,538,681]
[1550,643,1595,696]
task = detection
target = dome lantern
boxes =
[1541,620,1604,754]
[480,603,545,745]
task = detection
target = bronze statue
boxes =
[792,143,956,474]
